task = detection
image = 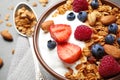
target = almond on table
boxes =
[0,58,3,68]
[1,29,13,41]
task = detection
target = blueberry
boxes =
[47,40,56,49]
[108,23,118,34]
[90,0,99,9]
[91,44,105,59]
[117,38,120,45]
[67,12,75,21]
[77,11,87,22]
[105,34,115,45]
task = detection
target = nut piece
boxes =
[0,20,3,24]
[100,15,116,25]
[1,29,13,41]
[103,44,120,59]
[39,0,48,7]
[88,12,97,26]
[32,2,37,7]
[41,20,54,33]
[0,58,3,68]
[5,14,10,21]
[6,22,12,27]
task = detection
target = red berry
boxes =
[73,0,88,12]
[50,24,71,43]
[99,55,120,78]
[57,43,82,64]
[74,25,92,41]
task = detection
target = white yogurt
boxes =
[38,11,86,76]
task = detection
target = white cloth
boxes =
[7,36,57,80]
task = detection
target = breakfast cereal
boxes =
[50,0,120,79]
[15,6,37,36]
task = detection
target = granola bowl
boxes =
[33,0,120,79]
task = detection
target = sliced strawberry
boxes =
[57,43,82,64]
[49,24,71,43]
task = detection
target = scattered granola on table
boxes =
[6,22,12,27]
[5,14,10,21]
[8,5,14,10]
[32,2,37,7]
[0,20,3,24]
[39,0,48,7]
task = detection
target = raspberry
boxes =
[99,55,120,78]
[73,0,88,12]
[74,25,92,41]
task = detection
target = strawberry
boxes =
[50,24,72,43]
[57,43,82,64]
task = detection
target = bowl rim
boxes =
[33,0,120,79]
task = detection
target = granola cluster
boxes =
[52,0,120,79]
[52,0,73,17]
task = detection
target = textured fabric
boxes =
[7,36,57,80]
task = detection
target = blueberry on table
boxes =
[90,0,99,9]
[117,38,120,45]
[108,23,118,34]
[91,44,105,59]
[77,11,87,22]
[105,34,115,45]
[47,40,56,49]
[67,12,75,21]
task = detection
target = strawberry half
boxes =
[49,24,71,43]
[57,43,82,64]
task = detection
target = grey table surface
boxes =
[0,0,120,80]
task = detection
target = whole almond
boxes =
[103,44,120,59]
[1,29,13,41]
[100,15,116,25]
[88,12,97,26]
[0,58,3,68]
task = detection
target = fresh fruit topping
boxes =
[74,25,92,41]
[57,43,82,64]
[47,40,56,49]
[117,38,120,45]
[90,0,99,9]
[49,24,72,43]
[91,44,105,59]
[105,34,115,45]
[108,23,118,34]
[67,12,76,21]
[77,11,87,22]
[72,0,88,12]
[99,55,120,78]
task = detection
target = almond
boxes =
[100,15,116,25]
[103,44,120,59]
[88,12,97,26]
[1,29,13,41]
[0,58,3,68]
[41,20,54,33]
